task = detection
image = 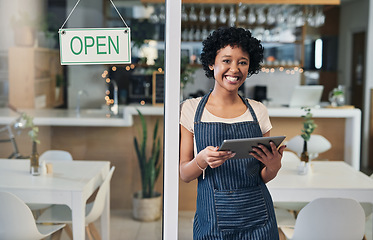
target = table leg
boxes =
[101,185,110,240]
[71,193,86,240]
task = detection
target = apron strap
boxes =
[194,91,211,123]
[194,91,259,123]
[238,94,259,123]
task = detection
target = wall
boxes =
[339,0,369,103]
[244,70,301,106]
[366,0,373,169]
[339,0,370,168]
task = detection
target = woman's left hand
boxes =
[250,141,286,182]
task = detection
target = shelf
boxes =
[9,47,64,109]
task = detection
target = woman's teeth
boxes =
[225,76,239,82]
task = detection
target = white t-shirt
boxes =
[180,97,272,154]
[180,97,272,134]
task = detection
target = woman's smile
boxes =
[211,45,250,92]
[224,75,241,84]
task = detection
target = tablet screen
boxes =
[218,136,286,160]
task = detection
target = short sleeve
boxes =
[180,97,202,134]
[247,99,272,134]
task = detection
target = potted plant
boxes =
[300,107,317,163]
[132,109,162,221]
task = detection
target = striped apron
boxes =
[193,92,279,240]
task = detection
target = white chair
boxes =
[286,134,331,160]
[39,150,73,161]
[28,150,74,213]
[0,191,65,240]
[37,166,115,240]
[280,198,366,240]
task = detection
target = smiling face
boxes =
[210,45,250,93]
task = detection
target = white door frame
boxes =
[163,0,181,239]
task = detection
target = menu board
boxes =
[152,71,164,106]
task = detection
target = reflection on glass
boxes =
[219,6,227,24]
[209,6,217,24]
[237,3,247,23]
[228,6,236,27]
[182,5,188,22]
[199,6,207,22]
[189,6,198,22]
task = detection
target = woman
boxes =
[179,27,286,240]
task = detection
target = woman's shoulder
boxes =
[180,97,203,112]
[246,98,267,110]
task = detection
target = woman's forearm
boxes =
[180,156,208,183]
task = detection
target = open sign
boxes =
[59,28,131,65]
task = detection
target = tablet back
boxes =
[219,136,286,160]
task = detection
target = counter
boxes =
[0,106,164,127]
[268,107,361,170]
[0,106,361,169]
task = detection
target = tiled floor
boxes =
[57,209,372,240]
[58,210,194,240]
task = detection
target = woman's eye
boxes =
[239,61,248,65]
[223,59,230,63]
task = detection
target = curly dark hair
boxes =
[200,27,264,79]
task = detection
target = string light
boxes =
[260,66,304,74]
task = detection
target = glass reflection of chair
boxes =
[37,166,115,240]
[0,191,65,240]
[0,124,23,159]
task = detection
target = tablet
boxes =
[219,136,286,160]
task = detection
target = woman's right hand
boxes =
[197,146,236,169]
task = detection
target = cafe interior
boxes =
[1,0,373,239]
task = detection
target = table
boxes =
[267,160,373,236]
[0,159,111,240]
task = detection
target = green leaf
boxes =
[133,109,162,199]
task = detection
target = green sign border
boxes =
[59,28,131,65]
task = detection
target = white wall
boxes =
[363,0,373,168]
[338,0,369,103]
[244,70,301,106]
[339,0,371,168]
